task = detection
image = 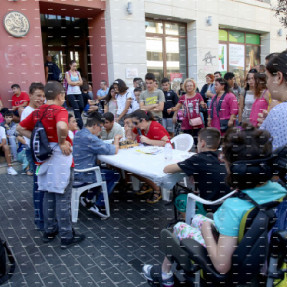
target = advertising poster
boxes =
[229,44,245,68]
[218,44,227,72]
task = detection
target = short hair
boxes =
[214,71,221,76]
[101,80,107,85]
[161,78,169,84]
[223,123,273,190]
[224,72,235,81]
[68,114,74,122]
[82,83,89,92]
[145,73,155,81]
[266,50,287,82]
[198,128,221,149]
[44,81,65,100]
[124,114,133,121]
[183,78,197,93]
[11,84,20,90]
[85,111,104,127]
[29,82,45,95]
[134,87,142,93]
[103,112,114,122]
[131,109,155,122]
[4,110,13,117]
[133,77,142,83]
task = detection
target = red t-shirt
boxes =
[133,121,170,143]
[20,104,72,145]
[12,92,30,108]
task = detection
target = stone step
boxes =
[0,157,23,175]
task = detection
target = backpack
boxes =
[51,63,62,81]
[0,237,16,285]
[30,108,55,163]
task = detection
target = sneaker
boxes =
[42,230,59,243]
[61,233,85,250]
[89,204,109,219]
[80,197,94,209]
[142,264,174,287]
[146,191,162,204]
[7,167,18,175]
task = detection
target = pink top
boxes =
[208,92,238,133]
[250,91,268,127]
[179,93,204,130]
[0,113,3,124]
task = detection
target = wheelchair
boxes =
[157,191,287,287]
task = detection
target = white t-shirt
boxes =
[68,130,74,141]
[0,126,7,143]
[21,106,35,146]
[116,91,133,116]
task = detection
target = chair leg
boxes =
[71,189,80,223]
[101,182,110,218]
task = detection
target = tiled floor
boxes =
[0,173,175,286]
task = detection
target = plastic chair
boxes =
[171,134,194,152]
[71,166,110,223]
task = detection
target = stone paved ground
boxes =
[0,173,175,287]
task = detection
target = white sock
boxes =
[162,271,173,280]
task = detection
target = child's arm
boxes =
[163,163,182,174]
[201,221,237,274]
[17,136,26,145]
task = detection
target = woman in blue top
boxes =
[142,124,287,287]
[66,60,84,129]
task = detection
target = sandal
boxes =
[146,191,162,204]
[142,264,174,287]
[136,183,153,195]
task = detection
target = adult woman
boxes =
[260,50,287,150]
[238,68,257,124]
[114,79,133,126]
[169,79,205,147]
[104,85,117,116]
[142,124,287,286]
[131,109,170,203]
[208,78,238,134]
[65,60,84,129]
[249,73,268,127]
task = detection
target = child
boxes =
[17,135,32,175]
[142,124,287,285]
[1,111,17,161]
[132,87,141,111]
[68,114,78,141]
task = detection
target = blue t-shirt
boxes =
[213,181,287,237]
[73,128,115,184]
[260,102,287,150]
[97,88,109,99]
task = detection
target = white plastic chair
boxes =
[71,166,110,223]
[171,134,194,152]
[185,190,238,225]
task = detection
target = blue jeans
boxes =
[86,169,120,207]
[26,147,44,230]
[43,168,74,241]
[8,136,17,160]
[67,94,84,129]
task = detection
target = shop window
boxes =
[146,19,187,82]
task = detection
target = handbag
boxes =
[219,119,229,132]
[185,96,203,127]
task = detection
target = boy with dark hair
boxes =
[100,112,124,140]
[73,111,122,218]
[224,72,241,101]
[164,127,230,213]
[214,71,222,79]
[11,84,30,120]
[17,81,85,248]
[161,78,179,137]
[140,73,165,122]
[1,110,17,162]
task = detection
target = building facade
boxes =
[0,0,285,106]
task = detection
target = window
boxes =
[145,19,187,82]
[218,29,261,86]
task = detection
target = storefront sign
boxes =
[3,11,30,38]
[170,73,182,82]
[126,68,138,79]
[218,44,227,72]
[229,44,245,68]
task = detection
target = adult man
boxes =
[224,72,241,101]
[44,55,61,83]
[20,82,46,230]
[164,128,230,213]
[11,84,30,120]
[73,112,121,218]
[161,78,178,137]
[100,112,124,140]
[0,124,17,175]
[140,73,165,122]
[17,81,85,249]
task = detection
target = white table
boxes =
[98,146,194,200]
